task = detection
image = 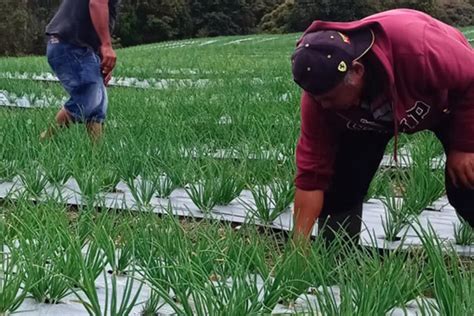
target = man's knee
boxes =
[455,209,474,228]
[318,203,363,244]
[446,185,474,228]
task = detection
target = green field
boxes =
[0,30,473,315]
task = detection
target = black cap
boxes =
[291,28,374,95]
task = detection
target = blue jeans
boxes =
[46,36,107,123]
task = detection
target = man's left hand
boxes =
[447,150,474,189]
[103,71,112,86]
[99,43,116,86]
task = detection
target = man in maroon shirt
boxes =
[291,9,474,242]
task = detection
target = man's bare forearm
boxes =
[293,189,324,239]
[89,0,111,46]
[89,0,116,84]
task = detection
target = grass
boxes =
[0,241,28,315]
[242,178,294,225]
[0,264,27,315]
[11,201,79,303]
[454,216,474,246]
[0,29,472,313]
[0,198,472,314]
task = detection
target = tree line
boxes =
[0,0,472,56]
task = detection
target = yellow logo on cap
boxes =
[338,61,347,72]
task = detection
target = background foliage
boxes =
[0,0,472,55]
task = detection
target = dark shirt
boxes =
[335,50,394,133]
[361,51,393,124]
[46,0,119,52]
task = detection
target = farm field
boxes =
[0,29,473,315]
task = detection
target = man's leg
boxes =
[434,126,474,227]
[40,107,73,140]
[83,85,107,143]
[318,130,392,244]
[55,107,72,126]
[445,177,474,227]
[86,122,103,143]
[41,111,104,143]
[42,36,107,142]
[41,37,77,140]
[82,55,108,143]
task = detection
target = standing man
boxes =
[41,0,120,141]
[291,9,474,242]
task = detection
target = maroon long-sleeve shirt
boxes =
[295,9,474,191]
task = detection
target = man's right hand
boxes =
[99,44,116,85]
[89,0,115,85]
[293,189,324,240]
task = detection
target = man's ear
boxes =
[351,60,365,79]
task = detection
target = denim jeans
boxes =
[46,36,107,123]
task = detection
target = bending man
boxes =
[291,9,474,242]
